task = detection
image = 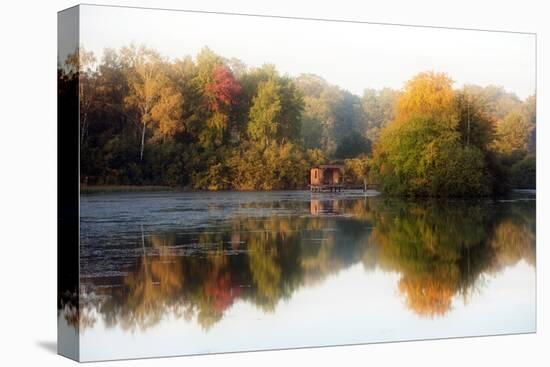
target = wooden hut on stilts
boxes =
[309,164,345,192]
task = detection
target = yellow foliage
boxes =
[396,71,457,128]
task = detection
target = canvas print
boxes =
[58,4,536,362]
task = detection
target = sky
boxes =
[78,4,536,100]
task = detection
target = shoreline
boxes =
[79,185,535,196]
[80,185,176,194]
[79,185,375,195]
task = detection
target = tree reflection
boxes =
[73,194,535,331]
[368,198,535,317]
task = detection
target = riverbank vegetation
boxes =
[80,185,174,194]
[370,72,535,196]
[59,45,535,195]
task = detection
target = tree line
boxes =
[58,45,536,194]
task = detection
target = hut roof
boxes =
[312,164,344,170]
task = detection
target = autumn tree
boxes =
[191,50,241,148]
[344,156,370,189]
[370,72,494,196]
[203,65,241,146]
[494,111,530,155]
[123,45,183,162]
[77,48,98,145]
[204,65,241,111]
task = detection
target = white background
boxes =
[0,0,547,366]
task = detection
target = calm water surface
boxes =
[70,190,535,361]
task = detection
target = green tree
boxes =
[463,84,522,121]
[247,78,282,148]
[455,88,495,150]
[334,131,371,159]
[296,74,365,157]
[332,91,365,145]
[362,87,399,142]
[510,155,536,188]
[371,72,493,196]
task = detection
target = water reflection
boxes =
[370,199,535,317]
[310,198,341,215]
[72,192,535,337]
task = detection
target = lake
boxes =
[68,190,535,361]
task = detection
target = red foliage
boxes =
[205,66,241,111]
[204,273,241,313]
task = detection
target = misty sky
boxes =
[79,4,536,100]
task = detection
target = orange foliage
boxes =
[398,275,454,317]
